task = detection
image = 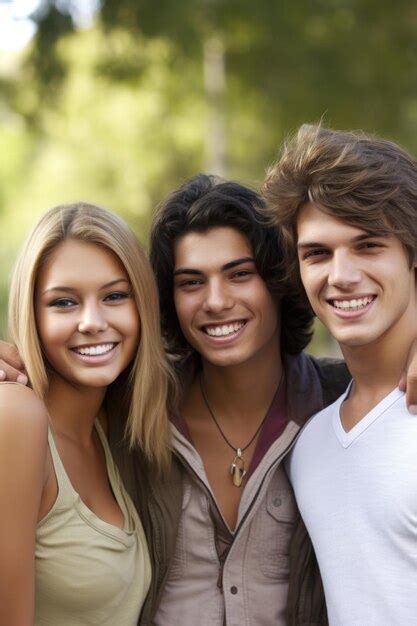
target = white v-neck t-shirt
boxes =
[287,386,417,626]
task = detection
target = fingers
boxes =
[406,376,417,415]
[0,341,27,384]
[401,338,417,414]
[0,362,28,385]
[0,340,25,371]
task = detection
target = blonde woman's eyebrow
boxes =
[42,278,130,295]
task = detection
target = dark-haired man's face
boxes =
[172,226,280,369]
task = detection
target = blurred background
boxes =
[1,0,416,353]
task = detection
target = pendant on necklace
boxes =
[230,448,247,487]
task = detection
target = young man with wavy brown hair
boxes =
[265,125,417,625]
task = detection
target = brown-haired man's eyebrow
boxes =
[352,233,387,242]
[297,241,325,251]
[297,232,387,251]
[43,278,129,295]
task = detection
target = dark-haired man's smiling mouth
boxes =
[202,321,246,337]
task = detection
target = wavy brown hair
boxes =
[264,124,417,289]
[150,173,314,371]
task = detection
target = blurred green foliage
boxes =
[1,0,417,350]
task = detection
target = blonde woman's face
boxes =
[35,239,140,389]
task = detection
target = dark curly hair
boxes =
[150,174,314,372]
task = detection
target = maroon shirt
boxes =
[171,376,287,478]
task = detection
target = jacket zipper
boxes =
[173,431,299,589]
[217,560,224,591]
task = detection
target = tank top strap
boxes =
[94,420,137,534]
[94,420,117,476]
[47,426,78,507]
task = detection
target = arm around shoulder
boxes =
[0,384,49,626]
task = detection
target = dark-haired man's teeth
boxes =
[333,297,373,311]
[206,322,244,337]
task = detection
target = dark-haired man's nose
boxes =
[203,279,234,314]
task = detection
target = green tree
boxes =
[27,0,417,165]
[2,0,417,348]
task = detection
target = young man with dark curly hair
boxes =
[147,172,417,625]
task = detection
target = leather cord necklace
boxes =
[199,373,283,488]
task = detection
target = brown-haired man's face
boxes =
[172,226,280,370]
[296,202,417,353]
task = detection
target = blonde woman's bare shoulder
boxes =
[0,382,48,438]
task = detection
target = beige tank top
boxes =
[35,421,151,626]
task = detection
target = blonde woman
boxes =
[0,202,171,626]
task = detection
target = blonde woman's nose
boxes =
[77,304,109,334]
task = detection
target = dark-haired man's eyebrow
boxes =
[221,257,255,271]
[174,257,255,277]
[173,268,203,277]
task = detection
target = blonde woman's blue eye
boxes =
[105,292,129,301]
[49,298,76,308]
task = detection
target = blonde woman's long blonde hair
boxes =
[8,202,172,469]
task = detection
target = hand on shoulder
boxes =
[0,340,28,384]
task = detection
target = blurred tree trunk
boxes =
[203,33,226,177]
